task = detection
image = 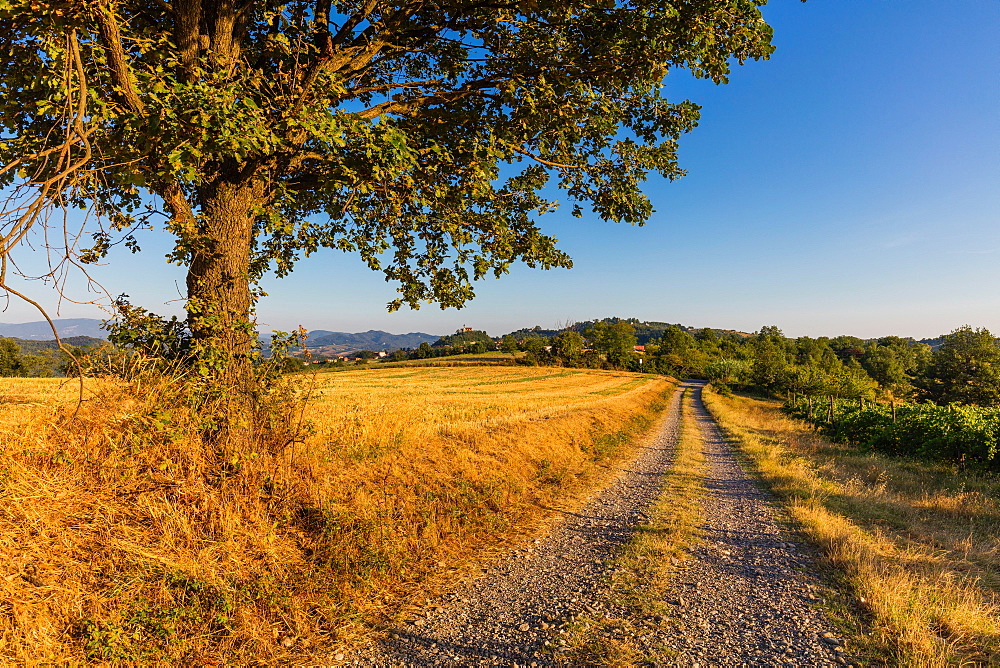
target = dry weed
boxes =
[0,366,673,663]
[703,388,1000,667]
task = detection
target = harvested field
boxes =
[0,367,673,663]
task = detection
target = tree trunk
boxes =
[185,177,260,388]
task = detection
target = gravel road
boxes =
[653,383,853,667]
[350,381,853,666]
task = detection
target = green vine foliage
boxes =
[0,1,775,370]
[103,295,305,383]
[787,399,1000,471]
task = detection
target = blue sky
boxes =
[3,0,998,339]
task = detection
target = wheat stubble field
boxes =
[0,367,672,663]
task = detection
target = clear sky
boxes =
[2,0,998,339]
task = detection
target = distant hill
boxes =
[919,337,943,350]
[433,329,493,348]
[0,320,439,353]
[505,319,706,345]
[303,329,440,352]
[11,335,106,352]
[0,318,106,339]
[504,325,564,339]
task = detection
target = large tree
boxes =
[749,325,787,392]
[921,326,1000,406]
[861,336,930,400]
[589,319,636,369]
[0,1,774,384]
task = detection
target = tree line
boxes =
[299,320,634,369]
[194,317,1000,413]
[437,320,1000,409]
[687,324,1000,408]
[0,337,102,377]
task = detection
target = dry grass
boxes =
[0,366,673,663]
[560,388,708,665]
[327,350,519,369]
[0,376,93,431]
[703,388,1000,667]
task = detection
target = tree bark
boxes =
[185,176,260,387]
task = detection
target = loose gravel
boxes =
[654,384,853,667]
[350,381,854,666]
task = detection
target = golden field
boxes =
[0,366,673,663]
[703,388,1000,667]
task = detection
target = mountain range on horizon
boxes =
[303,329,441,351]
[0,318,108,340]
[0,318,443,351]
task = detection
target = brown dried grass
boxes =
[703,387,1000,667]
[0,366,673,663]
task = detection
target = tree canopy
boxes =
[921,326,1000,406]
[0,0,775,381]
[589,319,636,368]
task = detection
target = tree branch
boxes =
[355,76,502,119]
[506,145,585,170]
[329,0,384,50]
[92,0,147,115]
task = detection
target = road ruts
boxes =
[654,382,853,667]
[351,383,686,666]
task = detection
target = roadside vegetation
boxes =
[703,387,1000,666]
[0,366,673,663]
[787,398,1000,470]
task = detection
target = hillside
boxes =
[505,320,752,345]
[10,336,106,353]
[302,329,441,354]
[0,318,106,339]
[306,329,440,349]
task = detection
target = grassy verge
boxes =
[558,387,708,665]
[702,387,1000,667]
[0,368,675,663]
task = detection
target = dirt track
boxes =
[352,381,852,666]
